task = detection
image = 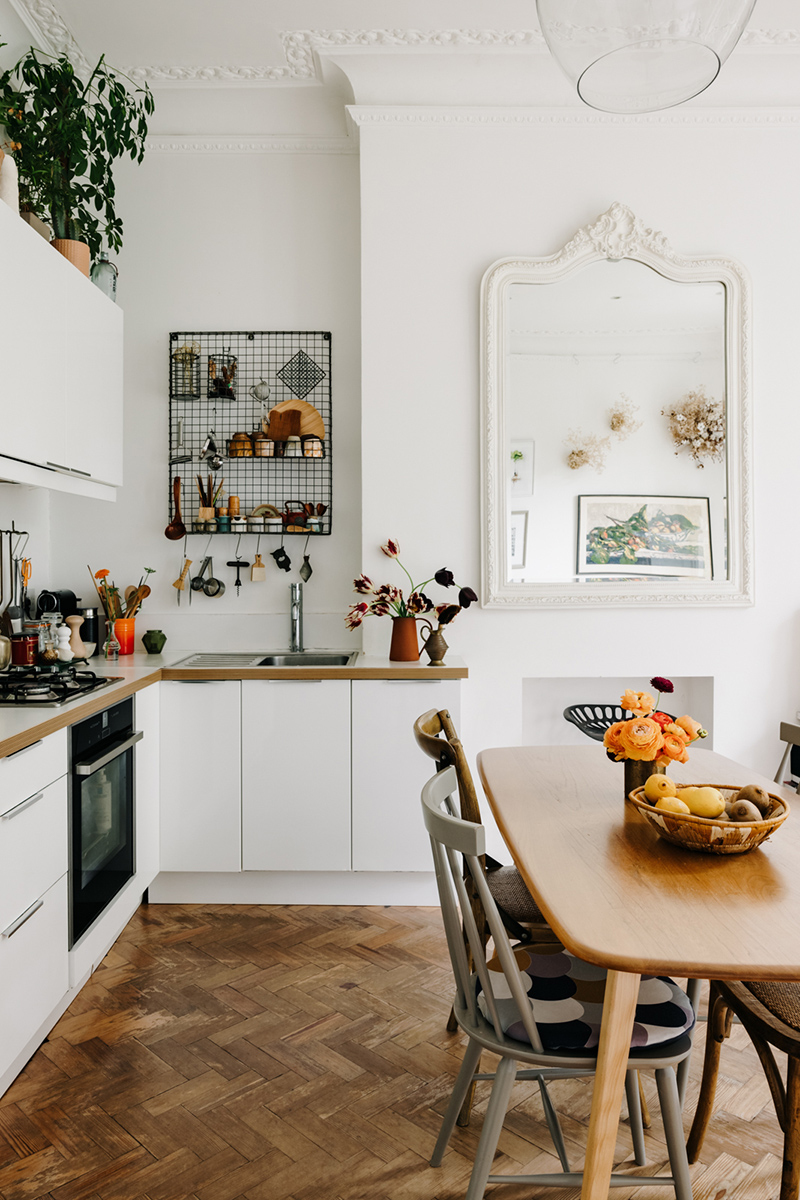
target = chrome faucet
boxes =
[290,583,303,652]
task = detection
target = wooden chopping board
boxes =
[269,398,325,440]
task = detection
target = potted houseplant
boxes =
[0,45,154,274]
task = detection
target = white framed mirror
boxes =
[480,203,752,608]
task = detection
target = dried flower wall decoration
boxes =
[608,393,641,441]
[564,428,610,473]
[662,386,725,468]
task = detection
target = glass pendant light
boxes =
[535,0,757,113]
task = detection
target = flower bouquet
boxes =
[603,677,707,800]
[345,539,477,662]
[91,566,155,658]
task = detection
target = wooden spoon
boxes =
[165,476,186,540]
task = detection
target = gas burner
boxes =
[0,664,123,707]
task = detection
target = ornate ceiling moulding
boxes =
[6,6,800,90]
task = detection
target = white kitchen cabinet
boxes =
[160,681,241,872]
[0,775,68,933]
[241,680,351,871]
[0,200,122,494]
[0,873,69,1084]
[351,679,461,872]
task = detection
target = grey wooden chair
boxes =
[422,765,697,1200]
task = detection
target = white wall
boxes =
[357,111,800,775]
[48,144,362,651]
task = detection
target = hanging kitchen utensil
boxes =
[227,558,250,596]
[251,542,266,582]
[271,544,291,572]
[299,555,313,583]
[165,477,187,540]
[249,378,271,403]
[191,556,212,592]
[173,560,192,593]
[203,560,225,597]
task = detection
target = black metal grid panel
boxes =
[168,331,332,536]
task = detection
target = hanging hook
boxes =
[235,533,243,560]
[256,534,261,555]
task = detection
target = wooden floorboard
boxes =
[0,903,789,1199]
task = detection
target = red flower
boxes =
[650,676,674,694]
[650,711,673,730]
[407,590,433,614]
[381,539,400,558]
[353,574,373,594]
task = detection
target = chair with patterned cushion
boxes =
[422,765,697,1200]
[688,979,800,1200]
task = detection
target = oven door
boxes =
[70,730,142,945]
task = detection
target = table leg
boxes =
[580,969,640,1200]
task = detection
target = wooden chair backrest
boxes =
[413,708,483,825]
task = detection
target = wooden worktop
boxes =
[0,651,467,758]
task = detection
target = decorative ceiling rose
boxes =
[535,0,758,113]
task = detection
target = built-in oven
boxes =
[69,696,142,946]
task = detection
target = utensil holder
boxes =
[198,506,215,521]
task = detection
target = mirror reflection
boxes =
[505,260,727,584]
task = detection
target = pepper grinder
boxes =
[65,613,89,659]
[56,624,73,662]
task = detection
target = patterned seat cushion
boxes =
[744,980,800,1034]
[478,941,695,1051]
[486,865,548,924]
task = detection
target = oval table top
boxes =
[478,745,799,982]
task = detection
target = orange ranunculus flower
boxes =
[620,689,655,717]
[603,720,628,761]
[657,731,691,766]
[664,722,690,745]
[675,714,706,742]
[618,717,664,761]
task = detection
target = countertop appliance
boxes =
[70,695,142,945]
[0,663,122,706]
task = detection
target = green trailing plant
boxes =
[0,45,154,257]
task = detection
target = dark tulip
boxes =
[436,605,460,626]
[458,586,478,608]
[435,568,455,587]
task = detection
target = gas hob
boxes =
[0,664,123,707]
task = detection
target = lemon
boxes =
[655,796,691,815]
[679,786,725,819]
[644,774,677,802]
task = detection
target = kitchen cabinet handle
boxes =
[1,791,44,820]
[2,898,44,939]
[45,462,91,478]
[4,739,43,759]
[75,730,143,776]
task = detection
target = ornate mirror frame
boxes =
[480,203,753,608]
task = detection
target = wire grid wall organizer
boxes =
[168,331,332,535]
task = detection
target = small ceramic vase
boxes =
[142,629,167,655]
[389,616,419,662]
[114,618,136,656]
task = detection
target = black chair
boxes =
[563,703,629,742]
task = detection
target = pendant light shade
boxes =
[535,0,757,113]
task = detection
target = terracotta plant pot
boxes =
[389,616,419,662]
[51,238,90,277]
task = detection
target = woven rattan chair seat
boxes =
[745,980,800,1035]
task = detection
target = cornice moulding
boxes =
[145,135,356,154]
[348,105,800,127]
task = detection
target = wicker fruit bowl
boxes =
[628,785,790,855]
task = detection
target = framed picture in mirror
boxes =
[576,495,712,581]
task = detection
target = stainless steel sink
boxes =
[175,651,358,669]
[258,653,355,667]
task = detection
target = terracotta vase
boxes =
[389,616,419,662]
[51,238,90,277]
[623,758,665,803]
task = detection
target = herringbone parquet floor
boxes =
[0,903,787,1200]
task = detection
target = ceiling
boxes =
[2,0,800,134]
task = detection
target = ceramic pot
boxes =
[51,238,90,277]
[623,757,665,803]
[142,629,167,655]
[419,621,448,667]
[389,616,419,662]
[114,618,136,656]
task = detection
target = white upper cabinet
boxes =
[0,202,122,495]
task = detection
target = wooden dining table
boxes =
[477,744,800,1200]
